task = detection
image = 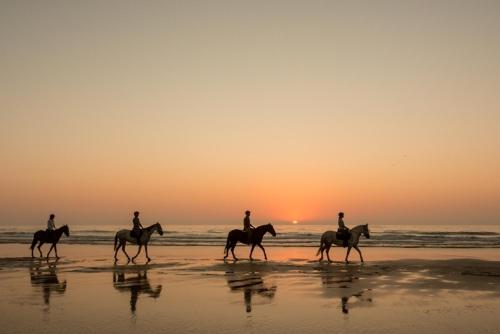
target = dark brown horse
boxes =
[224,223,276,261]
[30,225,70,259]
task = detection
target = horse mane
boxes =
[144,222,159,230]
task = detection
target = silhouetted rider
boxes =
[243,210,254,243]
[337,212,350,247]
[46,214,56,240]
[132,211,143,244]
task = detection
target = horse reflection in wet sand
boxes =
[113,269,162,313]
[319,266,374,315]
[226,271,276,313]
[30,259,67,307]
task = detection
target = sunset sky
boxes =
[1,1,499,226]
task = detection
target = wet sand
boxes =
[0,244,499,334]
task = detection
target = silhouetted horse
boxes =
[30,225,70,259]
[316,224,370,263]
[224,223,276,261]
[114,222,164,262]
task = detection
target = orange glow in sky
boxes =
[1,2,499,226]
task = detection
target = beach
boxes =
[0,244,499,334]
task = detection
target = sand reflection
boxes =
[112,268,162,314]
[225,271,277,313]
[319,266,374,314]
[29,259,67,308]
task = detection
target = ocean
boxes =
[1,224,500,248]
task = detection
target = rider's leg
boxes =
[135,230,142,245]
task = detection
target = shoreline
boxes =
[1,243,499,261]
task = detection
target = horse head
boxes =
[155,222,164,236]
[267,223,277,237]
[62,224,70,237]
[363,224,370,239]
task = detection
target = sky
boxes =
[1,1,499,226]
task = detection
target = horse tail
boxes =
[224,233,231,253]
[316,235,325,256]
[114,233,118,250]
[30,234,38,250]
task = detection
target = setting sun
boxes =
[292,220,299,225]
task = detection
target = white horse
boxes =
[316,224,370,263]
[114,222,164,262]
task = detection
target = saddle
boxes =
[45,229,55,241]
[336,230,351,242]
[242,229,254,244]
[130,229,142,239]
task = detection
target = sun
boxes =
[292,220,299,224]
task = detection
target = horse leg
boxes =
[231,244,238,261]
[317,242,324,262]
[249,244,256,261]
[31,241,37,258]
[326,245,333,263]
[54,244,59,259]
[354,245,364,263]
[257,244,268,260]
[114,241,121,261]
[145,244,151,262]
[47,244,54,259]
[122,243,131,262]
[37,242,44,258]
[223,237,230,260]
[132,245,143,261]
[345,246,352,263]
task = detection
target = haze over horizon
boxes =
[1,1,499,226]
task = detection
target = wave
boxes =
[1,225,500,248]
